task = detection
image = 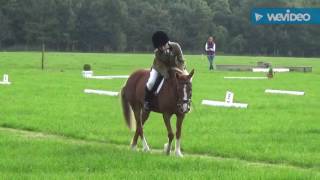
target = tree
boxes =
[230,34,247,54]
[0,0,319,57]
[0,9,12,48]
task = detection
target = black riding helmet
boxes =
[152,31,169,49]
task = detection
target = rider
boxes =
[144,31,186,111]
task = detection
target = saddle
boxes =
[154,68,188,95]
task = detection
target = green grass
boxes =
[0,52,319,178]
[0,129,318,179]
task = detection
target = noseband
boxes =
[177,99,191,106]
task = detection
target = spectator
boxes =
[205,36,216,70]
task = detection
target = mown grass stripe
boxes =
[0,126,318,174]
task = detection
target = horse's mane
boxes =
[170,67,189,75]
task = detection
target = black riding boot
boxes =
[144,87,153,111]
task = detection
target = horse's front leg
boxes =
[141,110,150,152]
[175,114,185,157]
[163,113,174,155]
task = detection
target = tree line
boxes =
[0,0,319,57]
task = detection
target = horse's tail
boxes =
[120,86,133,129]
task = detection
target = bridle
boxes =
[170,67,193,114]
[176,80,192,114]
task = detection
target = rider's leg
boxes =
[151,73,164,92]
[144,87,153,111]
[144,68,160,111]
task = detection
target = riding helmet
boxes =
[152,31,169,48]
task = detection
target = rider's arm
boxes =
[171,42,185,69]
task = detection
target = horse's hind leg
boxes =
[163,113,174,155]
[130,106,141,150]
[131,106,150,152]
[142,111,150,125]
[130,118,140,151]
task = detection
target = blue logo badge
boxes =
[251,8,320,24]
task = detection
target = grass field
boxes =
[0,52,319,179]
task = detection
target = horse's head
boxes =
[175,69,194,114]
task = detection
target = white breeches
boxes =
[146,68,160,91]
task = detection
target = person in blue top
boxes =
[205,36,216,70]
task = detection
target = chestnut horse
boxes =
[121,68,194,157]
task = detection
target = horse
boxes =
[120,68,194,157]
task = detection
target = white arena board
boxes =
[201,100,248,109]
[252,68,290,73]
[84,89,119,96]
[265,89,304,96]
[224,77,267,80]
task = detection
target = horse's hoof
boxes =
[175,150,184,157]
[163,143,168,151]
[163,143,170,155]
[164,143,171,155]
[143,146,150,152]
[141,137,150,152]
[142,142,150,152]
[131,144,137,151]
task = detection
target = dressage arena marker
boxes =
[224,77,267,80]
[84,89,119,96]
[252,68,290,73]
[87,75,129,80]
[225,91,234,103]
[202,91,248,109]
[265,89,305,96]
[0,74,11,85]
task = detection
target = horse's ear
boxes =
[188,69,195,78]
